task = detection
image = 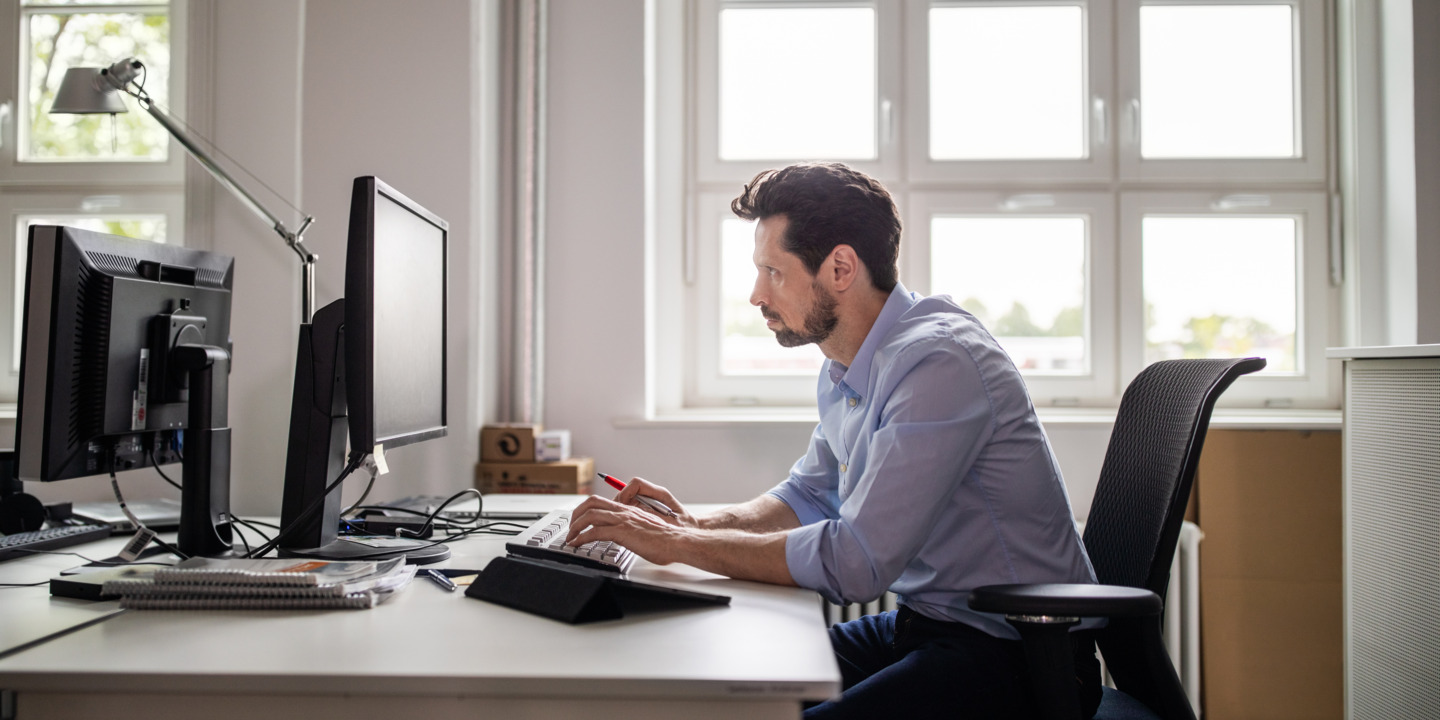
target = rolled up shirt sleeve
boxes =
[779,345,995,605]
[766,423,841,528]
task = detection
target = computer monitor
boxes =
[345,176,448,457]
[278,176,449,564]
[14,225,236,557]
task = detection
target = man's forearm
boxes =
[674,527,796,586]
[696,494,800,533]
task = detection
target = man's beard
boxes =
[762,282,839,348]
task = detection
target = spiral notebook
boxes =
[100,556,416,609]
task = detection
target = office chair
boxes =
[969,357,1266,720]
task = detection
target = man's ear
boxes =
[827,244,864,292]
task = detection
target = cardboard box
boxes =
[480,423,542,463]
[1196,429,1342,720]
[535,429,571,462]
[476,457,594,495]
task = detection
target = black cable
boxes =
[340,467,378,518]
[246,455,365,559]
[0,581,50,588]
[150,536,189,561]
[110,470,190,561]
[149,446,182,492]
[230,516,276,543]
[13,549,104,564]
[319,520,527,563]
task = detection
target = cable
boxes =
[223,514,253,556]
[148,446,182,491]
[320,519,527,563]
[245,455,365,559]
[340,465,379,518]
[13,549,106,564]
[110,471,189,561]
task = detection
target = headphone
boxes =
[0,450,46,534]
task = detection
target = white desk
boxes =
[0,496,840,719]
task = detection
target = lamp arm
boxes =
[100,64,319,322]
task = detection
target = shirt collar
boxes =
[827,282,918,393]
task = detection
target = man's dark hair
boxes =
[730,162,901,292]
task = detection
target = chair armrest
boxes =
[967,583,1161,618]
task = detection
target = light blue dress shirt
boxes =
[768,282,1096,639]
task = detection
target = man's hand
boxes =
[564,496,693,565]
[607,476,697,527]
[566,481,799,586]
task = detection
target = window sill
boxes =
[616,406,1341,431]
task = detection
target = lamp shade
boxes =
[50,67,128,114]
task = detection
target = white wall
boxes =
[295,0,484,511]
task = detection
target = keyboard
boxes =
[0,523,112,563]
[505,508,637,574]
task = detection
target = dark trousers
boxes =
[805,606,1102,720]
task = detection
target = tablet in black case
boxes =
[466,554,730,624]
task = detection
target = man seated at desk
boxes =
[565,162,1100,719]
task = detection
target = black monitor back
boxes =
[16,225,233,483]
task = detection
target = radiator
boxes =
[822,520,1204,716]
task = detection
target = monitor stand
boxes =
[171,344,236,557]
[276,299,449,565]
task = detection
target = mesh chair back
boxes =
[1083,357,1264,595]
[1082,357,1265,718]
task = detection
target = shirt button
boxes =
[847,397,858,407]
[840,463,848,474]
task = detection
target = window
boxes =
[664,0,1335,411]
[0,0,187,402]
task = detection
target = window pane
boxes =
[931,217,1087,373]
[720,218,826,375]
[23,10,171,162]
[1142,217,1296,372]
[13,215,167,371]
[929,5,1085,160]
[1140,5,1296,158]
[719,7,876,161]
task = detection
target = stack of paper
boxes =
[101,557,417,610]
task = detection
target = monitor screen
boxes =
[346,176,448,456]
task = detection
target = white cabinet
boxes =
[1328,346,1440,720]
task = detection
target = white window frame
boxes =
[906,191,1119,402]
[659,0,1338,415]
[1115,0,1328,183]
[1118,191,1335,405]
[693,0,903,186]
[0,0,188,186]
[0,0,187,403]
[904,0,1116,184]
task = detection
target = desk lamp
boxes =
[51,59,319,322]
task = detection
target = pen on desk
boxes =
[597,473,678,518]
[424,568,458,592]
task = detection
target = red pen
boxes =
[598,473,678,518]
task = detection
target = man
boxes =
[565,162,1100,718]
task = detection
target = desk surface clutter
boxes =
[0,495,840,720]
